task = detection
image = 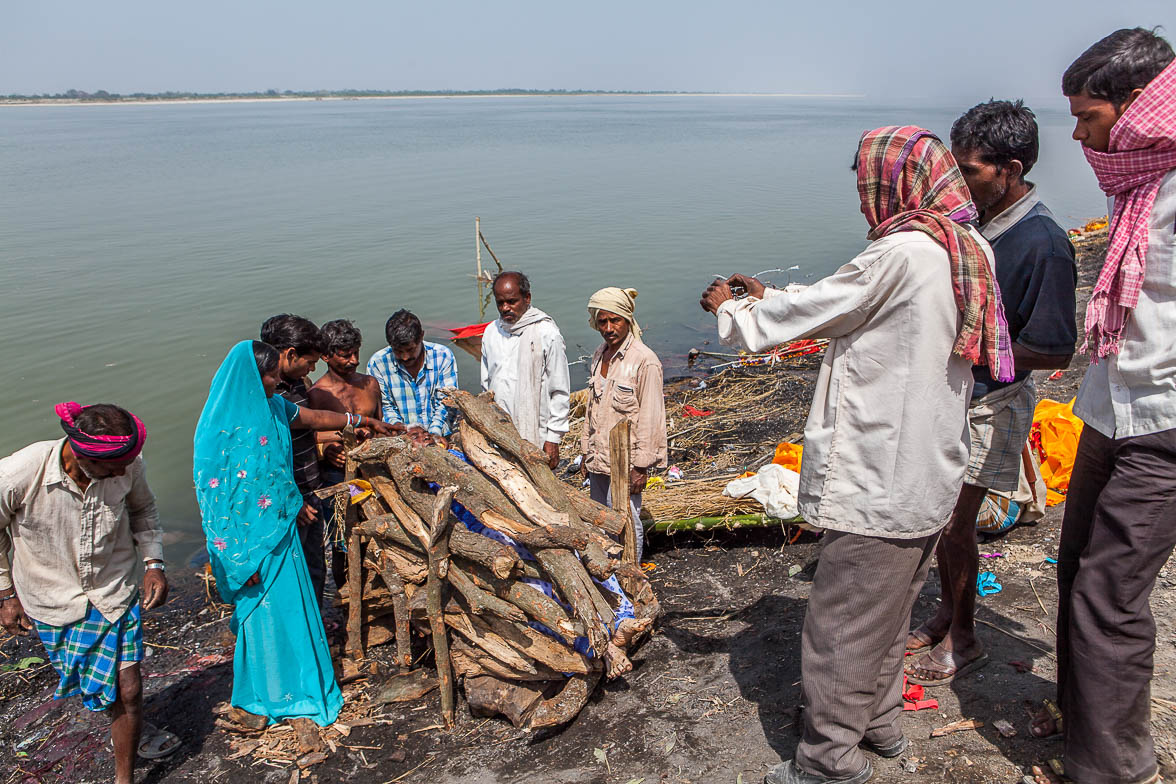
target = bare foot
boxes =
[228,707,268,731]
[1026,762,1064,784]
[906,620,947,652]
[611,617,653,649]
[904,644,987,687]
[1029,701,1062,738]
[603,642,633,679]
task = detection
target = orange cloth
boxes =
[772,442,804,473]
[1031,398,1084,506]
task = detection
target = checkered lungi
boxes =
[964,377,1036,493]
[33,599,143,712]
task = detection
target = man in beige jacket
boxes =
[580,287,667,562]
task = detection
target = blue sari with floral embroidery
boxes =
[194,341,342,726]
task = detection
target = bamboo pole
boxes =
[645,513,805,534]
[609,420,636,564]
[475,216,482,281]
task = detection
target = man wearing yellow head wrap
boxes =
[581,287,666,562]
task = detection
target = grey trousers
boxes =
[1057,426,1176,784]
[794,529,939,779]
[588,473,644,563]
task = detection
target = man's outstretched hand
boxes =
[700,279,734,314]
[726,273,766,299]
[543,441,560,469]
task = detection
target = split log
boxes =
[376,543,427,585]
[444,612,539,676]
[420,485,459,729]
[345,530,365,660]
[526,671,601,730]
[564,492,627,537]
[464,675,544,728]
[374,557,414,670]
[461,561,583,644]
[609,420,637,565]
[364,473,429,542]
[355,513,519,580]
[447,565,527,623]
[450,637,563,682]
[477,612,592,675]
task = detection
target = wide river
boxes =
[0,95,1105,560]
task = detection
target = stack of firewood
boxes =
[320,390,660,731]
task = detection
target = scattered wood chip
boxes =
[296,750,328,769]
[931,718,984,737]
[375,669,438,704]
[992,719,1017,737]
[229,707,269,731]
[227,740,261,759]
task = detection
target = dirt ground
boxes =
[7,228,1174,784]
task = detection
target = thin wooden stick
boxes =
[609,420,636,564]
[423,485,459,729]
[975,618,1056,660]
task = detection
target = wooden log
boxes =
[422,485,459,729]
[377,543,427,585]
[464,675,545,728]
[526,671,601,730]
[461,561,583,644]
[447,565,527,623]
[354,513,519,580]
[375,557,414,670]
[609,420,637,565]
[565,491,627,537]
[477,612,592,675]
[345,531,365,660]
[385,456,522,579]
[450,637,563,682]
[444,612,539,676]
[363,472,429,542]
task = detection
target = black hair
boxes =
[260,314,322,356]
[252,340,279,375]
[950,100,1040,178]
[493,270,531,297]
[320,319,362,356]
[75,404,134,437]
[1063,27,1174,106]
[384,309,423,348]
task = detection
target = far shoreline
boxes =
[0,92,866,108]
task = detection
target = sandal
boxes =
[1023,758,1067,784]
[904,646,988,687]
[106,722,181,760]
[1029,699,1063,738]
[905,624,943,653]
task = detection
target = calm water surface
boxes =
[0,96,1105,559]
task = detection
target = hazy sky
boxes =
[4,1,1173,101]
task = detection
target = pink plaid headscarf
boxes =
[1082,58,1176,357]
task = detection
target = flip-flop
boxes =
[905,648,989,687]
[905,625,942,653]
[1029,699,1063,738]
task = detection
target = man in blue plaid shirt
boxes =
[366,309,459,442]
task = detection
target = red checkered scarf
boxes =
[1082,59,1176,358]
[857,126,1014,381]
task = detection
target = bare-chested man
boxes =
[309,319,384,590]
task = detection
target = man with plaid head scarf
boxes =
[702,127,1010,784]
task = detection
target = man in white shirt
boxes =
[481,271,571,468]
[1028,29,1176,784]
[703,126,1010,784]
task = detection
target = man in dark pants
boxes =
[906,100,1077,687]
[1030,28,1176,784]
[260,314,328,606]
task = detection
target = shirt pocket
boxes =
[611,383,639,416]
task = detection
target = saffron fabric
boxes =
[33,599,142,712]
[1082,59,1176,357]
[0,439,162,626]
[55,401,147,462]
[367,342,458,436]
[194,341,341,726]
[587,287,643,339]
[857,125,1014,382]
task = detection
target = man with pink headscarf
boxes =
[0,402,177,784]
[1028,28,1176,784]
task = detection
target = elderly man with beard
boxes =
[702,126,1011,784]
[0,402,179,784]
[480,271,571,468]
[580,287,666,563]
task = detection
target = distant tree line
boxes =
[1,88,689,102]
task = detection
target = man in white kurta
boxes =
[703,126,1007,784]
[481,271,571,468]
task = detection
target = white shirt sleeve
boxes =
[542,329,571,442]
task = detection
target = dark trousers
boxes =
[794,530,939,778]
[1058,425,1176,784]
[298,505,327,607]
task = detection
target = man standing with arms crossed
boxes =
[1029,28,1176,784]
[906,100,1077,686]
[0,402,178,784]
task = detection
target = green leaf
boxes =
[738,775,744,784]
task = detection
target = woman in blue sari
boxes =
[193,341,396,726]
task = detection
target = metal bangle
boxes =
[145,562,166,572]
[0,592,17,602]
